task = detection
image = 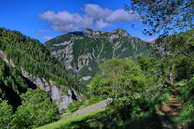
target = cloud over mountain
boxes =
[40,4,139,32]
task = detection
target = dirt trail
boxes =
[160,94,182,129]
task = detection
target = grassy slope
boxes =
[36,109,104,129]
[36,99,110,129]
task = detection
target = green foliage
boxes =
[89,58,159,98]
[11,89,59,129]
[0,99,13,129]
[137,56,169,81]
[173,56,194,81]
[155,29,194,59]
[0,89,60,129]
[173,77,194,127]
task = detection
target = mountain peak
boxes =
[84,28,94,34]
[113,28,126,32]
[82,28,130,38]
[112,28,129,37]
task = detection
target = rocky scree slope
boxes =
[0,28,80,111]
[46,29,155,84]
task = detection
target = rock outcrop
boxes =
[21,70,79,112]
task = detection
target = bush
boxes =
[173,56,194,81]
[174,77,194,127]
[0,99,13,129]
[89,58,157,98]
[11,89,59,129]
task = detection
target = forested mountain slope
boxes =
[0,28,79,111]
[45,29,155,83]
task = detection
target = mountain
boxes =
[0,28,80,111]
[45,29,155,84]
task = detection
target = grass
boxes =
[68,96,103,113]
[36,109,105,129]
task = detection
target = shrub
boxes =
[11,89,59,129]
[0,99,13,129]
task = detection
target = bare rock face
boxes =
[0,50,15,67]
[21,70,79,112]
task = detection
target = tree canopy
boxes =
[129,0,194,36]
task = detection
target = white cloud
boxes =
[107,9,139,23]
[96,19,111,29]
[84,4,112,19]
[40,4,140,32]
[40,11,93,32]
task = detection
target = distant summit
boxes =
[84,28,93,34]
[65,28,131,39]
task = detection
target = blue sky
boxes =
[0,0,156,42]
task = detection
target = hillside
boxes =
[45,29,155,84]
[0,28,79,111]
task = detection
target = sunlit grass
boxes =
[36,109,104,129]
